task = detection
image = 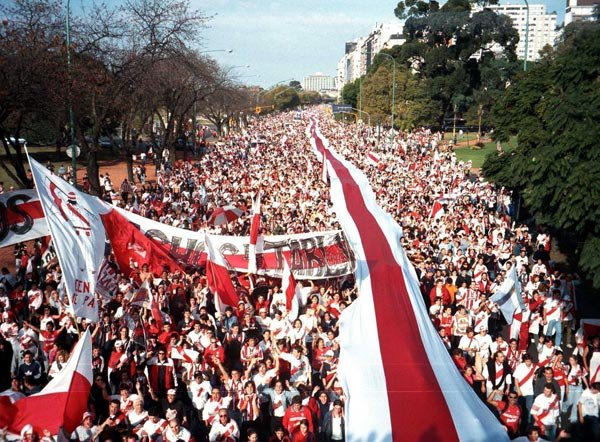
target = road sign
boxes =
[331,104,352,114]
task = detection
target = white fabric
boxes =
[29,158,110,322]
[0,190,49,248]
[311,120,509,442]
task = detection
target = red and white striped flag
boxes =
[0,330,93,436]
[429,198,445,220]
[205,234,240,314]
[281,258,301,320]
[366,151,381,167]
[248,191,262,274]
[129,279,151,308]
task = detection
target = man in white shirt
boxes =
[531,384,560,440]
[209,408,240,441]
[543,290,563,348]
[513,354,537,418]
[578,382,600,441]
[163,418,192,442]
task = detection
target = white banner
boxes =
[0,190,49,247]
[29,158,111,322]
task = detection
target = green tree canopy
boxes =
[392,0,519,124]
[483,25,600,288]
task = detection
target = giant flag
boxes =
[29,157,109,322]
[308,118,508,442]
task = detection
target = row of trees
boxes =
[0,0,254,193]
[342,0,521,130]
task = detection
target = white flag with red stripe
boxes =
[129,278,152,308]
[248,191,262,274]
[0,190,49,248]
[490,264,524,325]
[308,119,508,442]
[205,234,240,314]
[29,157,110,322]
[429,198,445,220]
[366,151,380,167]
[0,329,93,436]
[281,258,300,320]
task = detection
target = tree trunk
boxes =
[83,140,101,196]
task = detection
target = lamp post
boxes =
[66,0,76,186]
[523,0,530,71]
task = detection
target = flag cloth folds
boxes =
[308,119,508,442]
[0,329,93,435]
[429,198,445,220]
[100,208,184,277]
[129,278,152,308]
[29,157,109,322]
[248,191,262,274]
[281,258,300,320]
[490,264,524,325]
[321,149,328,184]
[205,234,240,313]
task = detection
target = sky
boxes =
[83,0,566,88]
[196,0,566,88]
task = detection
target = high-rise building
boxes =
[565,0,599,25]
[474,4,558,61]
[301,73,336,92]
[336,22,405,94]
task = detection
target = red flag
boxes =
[281,258,300,320]
[205,234,240,313]
[0,330,93,435]
[101,209,184,276]
[150,292,163,329]
[248,191,262,273]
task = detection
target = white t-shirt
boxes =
[578,388,600,417]
[513,362,536,396]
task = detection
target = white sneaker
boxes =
[567,344,573,348]
[556,346,562,352]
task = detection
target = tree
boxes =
[341,79,360,108]
[392,0,519,124]
[289,80,302,89]
[483,25,600,288]
[0,0,65,186]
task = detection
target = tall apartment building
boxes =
[565,0,599,25]
[475,4,558,61]
[337,22,405,94]
[301,73,336,92]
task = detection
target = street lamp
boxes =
[523,0,530,71]
[66,0,77,186]
[200,49,233,54]
[256,78,294,105]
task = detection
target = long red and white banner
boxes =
[307,118,508,441]
[0,192,355,280]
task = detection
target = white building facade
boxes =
[565,0,599,25]
[476,4,558,61]
[336,22,405,94]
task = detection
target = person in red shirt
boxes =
[486,390,522,438]
[429,279,451,306]
[204,335,225,368]
[283,396,313,438]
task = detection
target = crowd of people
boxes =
[0,108,598,442]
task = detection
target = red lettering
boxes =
[85,295,95,308]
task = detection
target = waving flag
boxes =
[100,208,184,277]
[0,189,49,248]
[429,198,445,220]
[248,191,262,274]
[366,151,381,167]
[29,157,109,322]
[0,329,92,435]
[308,119,508,442]
[129,279,152,308]
[490,264,524,325]
[205,234,240,313]
[281,258,300,320]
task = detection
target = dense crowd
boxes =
[0,109,598,442]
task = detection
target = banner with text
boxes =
[117,208,355,279]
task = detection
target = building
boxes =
[301,73,336,92]
[474,4,558,62]
[336,22,405,94]
[565,0,599,25]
